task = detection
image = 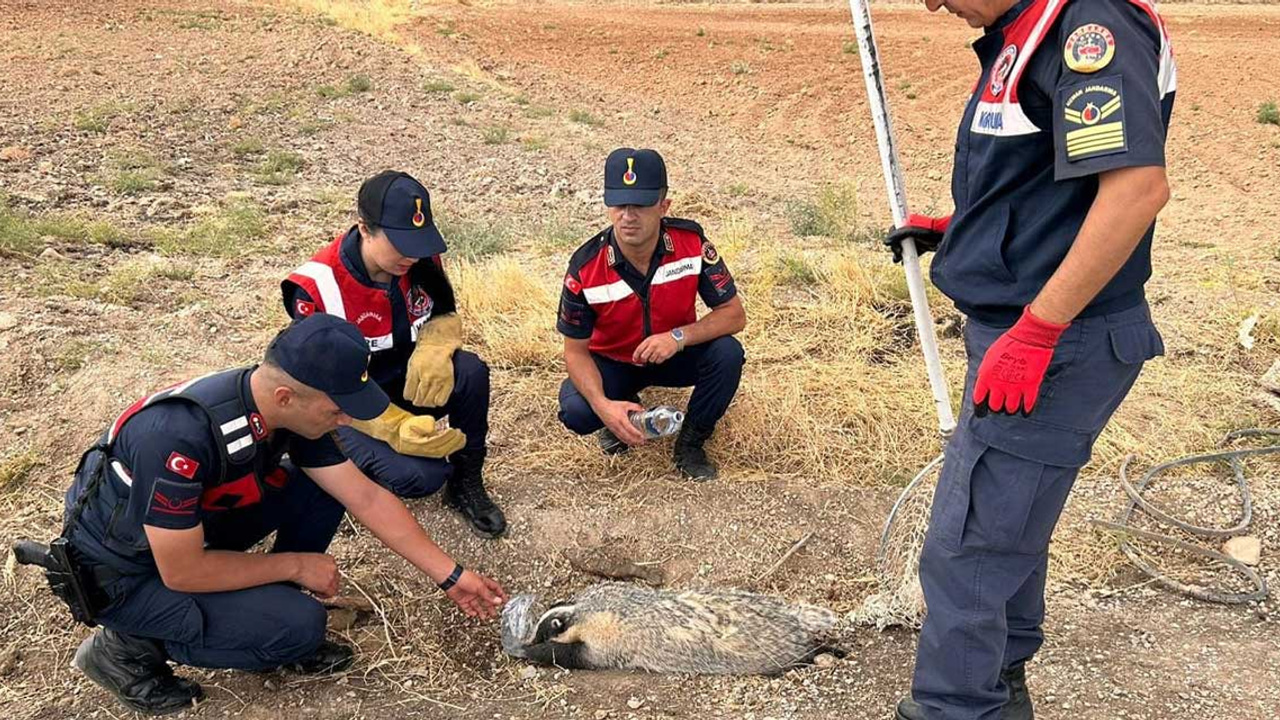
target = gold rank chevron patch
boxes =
[1060,77,1127,162]
[1066,122,1125,158]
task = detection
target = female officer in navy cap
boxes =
[885,0,1176,718]
[282,171,506,538]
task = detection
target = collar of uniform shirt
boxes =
[606,221,672,279]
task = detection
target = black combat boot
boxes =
[1001,663,1034,719]
[284,640,355,675]
[895,698,926,720]
[596,427,629,455]
[894,666,1034,720]
[73,628,204,716]
[673,422,717,481]
[443,449,507,538]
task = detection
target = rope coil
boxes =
[1091,428,1280,605]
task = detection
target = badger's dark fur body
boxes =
[502,583,841,675]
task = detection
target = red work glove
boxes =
[973,306,1070,417]
[884,213,951,264]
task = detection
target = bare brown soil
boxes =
[1,1,1278,719]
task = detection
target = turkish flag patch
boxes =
[165,451,200,480]
[295,299,316,317]
[564,274,582,295]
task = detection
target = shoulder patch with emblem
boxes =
[1064,23,1115,73]
[702,242,719,264]
[1060,77,1127,162]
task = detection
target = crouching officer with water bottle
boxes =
[17,315,506,715]
[885,0,1176,718]
[557,148,747,480]
[282,171,506,538]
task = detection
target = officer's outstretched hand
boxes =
[884,213,950,263]
[595,399,648,447]
[973,307,1070,418]
[293,553,340,598]
[445,570,508,620]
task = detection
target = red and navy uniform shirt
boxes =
[557,217,737,363]
[930,0,1175,325]
[281,226,458,395]
[110,374,344,541]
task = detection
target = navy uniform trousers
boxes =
[557,336,745,434]
[913,303,1164,719]
[94,463,345,670]
[336,350,489,498]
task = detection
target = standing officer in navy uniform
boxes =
[61,314,506,715]
[557,148,747,480]
[282,171,506,538]
[886,0,1176,718]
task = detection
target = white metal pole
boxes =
[848,0,956,437]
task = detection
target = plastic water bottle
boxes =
[628,405,685,439]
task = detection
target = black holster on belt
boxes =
[13,538,103,626]
[14,443,115,626]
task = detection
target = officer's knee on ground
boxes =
[257,591,327,667]
[386,460,452,498]
[452,350,490,396]
[702,336,746,371]
[557,379,603,435]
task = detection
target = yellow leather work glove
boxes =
[349,405,465,459]
[404,314,462,408]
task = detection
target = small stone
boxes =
[813,653,837,668]
[0,146,32,162]
[626,697,643,710]
[594,711,614,720]
[518,666,540,681]
[39,248,68,261]
[1223,536,1261,566]
[0,648,20,676]
[264,678,278,690]
[0,312,16,331]
[327,608,357,632]
[228,115,244,130]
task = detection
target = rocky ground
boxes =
[1,1,1279,718]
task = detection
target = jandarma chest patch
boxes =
[1064,23,1115,73]
[1061,77,1127,161]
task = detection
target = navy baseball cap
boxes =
[266,314,389,420]
[357,171,447,259]
[603,148,668,207]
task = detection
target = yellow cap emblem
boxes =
[411,197,426,228]
[622,157,637,186]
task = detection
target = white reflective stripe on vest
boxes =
[583,278,635,305]
[110,460,133,488]
[226,435,254,455]
[293,261,348,319]
[650,256,702,286]
[219,416,248,436]
[367,332,395,352]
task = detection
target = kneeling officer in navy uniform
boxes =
[44,314,506,714]
[557,149,747,480]
[282,171,506,538]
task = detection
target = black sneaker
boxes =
[73,629,204,716]
[596,427,629,455]
[673,422,717,481]
[283,640,354,675]
[443,449,507,538]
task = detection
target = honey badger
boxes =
[501,583,843,675]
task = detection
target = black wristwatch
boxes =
[438,563,463,591]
